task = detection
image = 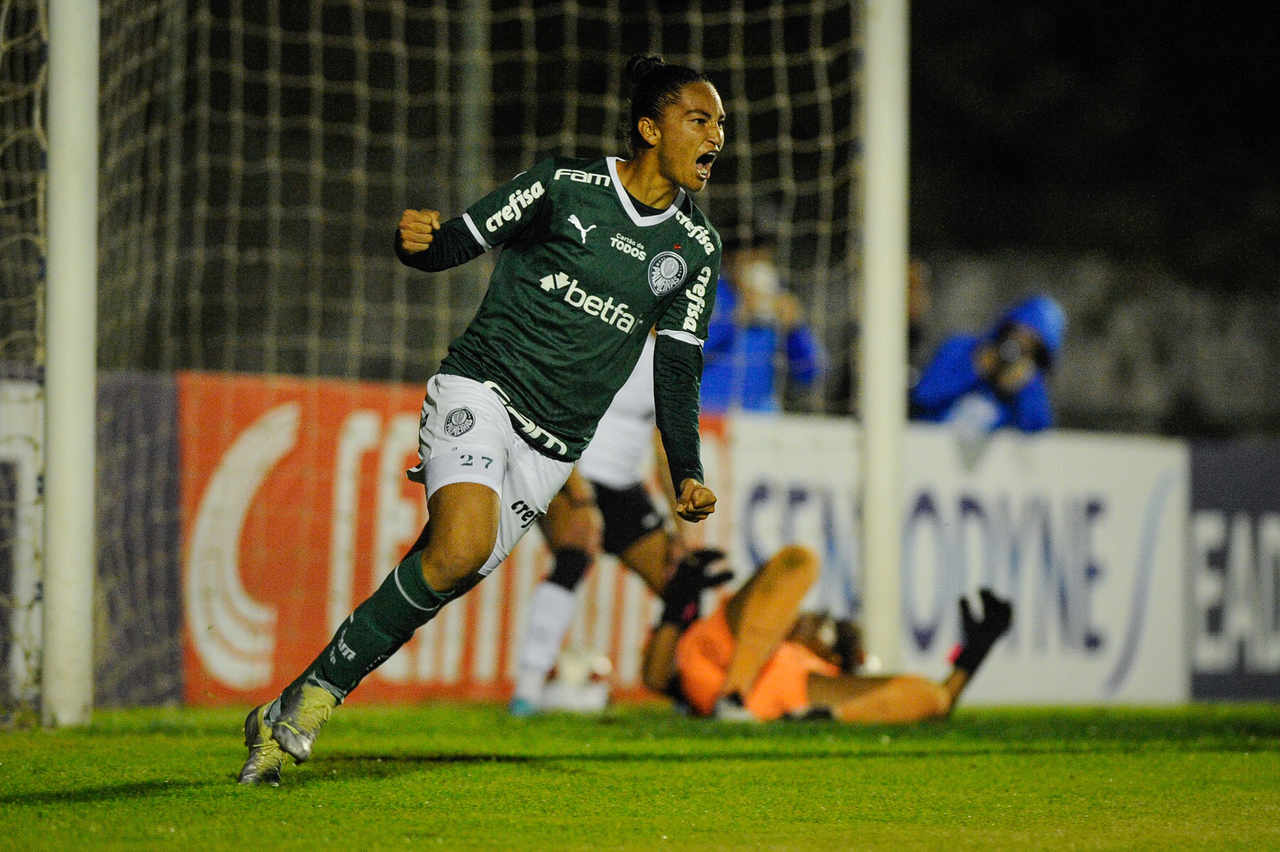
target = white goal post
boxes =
[859,0,909,672]
[42,0,98,727]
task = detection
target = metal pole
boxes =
[43,0,99,726]
[858,0,908,672]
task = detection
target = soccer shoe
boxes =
[270,683,338,764]
[237,703,285,786]
[508,696,540,718]
[712,693,758,723]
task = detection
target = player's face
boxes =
[654,81,726,193]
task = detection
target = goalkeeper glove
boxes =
[953,588,1013,675]
[660,548,733,628]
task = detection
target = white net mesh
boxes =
[2,0,862,710]
[1,0,47,715]
[0,0,44,365]
[116,0,863,386]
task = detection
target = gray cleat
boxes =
[237,703,285,786]
[271,683,338,764]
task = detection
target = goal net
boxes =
[1,0,861,712]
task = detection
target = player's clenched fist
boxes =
[398,209,441,253]
[675,478,717,523]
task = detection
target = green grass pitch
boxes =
[1,703,1277,849]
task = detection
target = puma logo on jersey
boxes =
[568,215,597,244]
[537,271,637,333]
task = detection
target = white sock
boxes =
[513,581,578,705]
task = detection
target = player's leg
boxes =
[262,480,497,768]
[512,480,667,714]
[804,588,1013,724]
[617,527,674,593]
[806,672,952,723]
[239,485,498,784]
[718,545,819,703]
[511,484,601,714]
[239,374,552,783]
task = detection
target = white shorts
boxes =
[408,373,573,577]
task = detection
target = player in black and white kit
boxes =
[511,331,688,714]
[239,55,726,785]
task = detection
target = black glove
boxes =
[660,548,733,628]
[954,588,1013,675]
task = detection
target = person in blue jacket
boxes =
[910,294,1066,459]
[700,236,825,413]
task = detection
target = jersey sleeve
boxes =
[653,235,720,490]
[394,217,487,271]
[459,157,556,251]
[656,253,720,346]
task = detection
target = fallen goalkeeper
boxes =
[642,546,1013,723]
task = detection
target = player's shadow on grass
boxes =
[0,779,213,807]
[289,737,1279,785]
[4,739,1276,802]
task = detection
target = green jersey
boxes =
[438,156,721,461]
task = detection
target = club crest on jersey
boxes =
[443,407,475,437]
[647,251,688,296]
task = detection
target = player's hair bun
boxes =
[622,55,709,153]
[624,55,665,87]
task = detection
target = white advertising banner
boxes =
[723,414,1190,705]
[897,426,1188,704]
[0,379,43,704]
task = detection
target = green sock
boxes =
[286,552,452,702]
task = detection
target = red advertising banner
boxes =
[178,372,726,707]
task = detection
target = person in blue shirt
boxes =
[700,236,824,413]
[910,294,1066,461]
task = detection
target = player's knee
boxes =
[547,548,591,590]
[542,502,602,553]
[419,529,493,590]
[769,545,820,588]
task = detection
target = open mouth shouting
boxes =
[695,149,718,182]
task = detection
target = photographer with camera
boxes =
[909,294,1066,466]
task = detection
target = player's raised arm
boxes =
[397,158,556,273]
[393,206,489,272]
[398,208,440,252]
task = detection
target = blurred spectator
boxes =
[910,294,1066,465]
[826,257,934,414]
[700,236,825,413]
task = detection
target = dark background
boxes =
[910,2,1279,294]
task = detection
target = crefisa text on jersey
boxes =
[681,266,714,331]
[673,210,716,255]
[484,181,545,233]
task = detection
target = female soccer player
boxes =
[510,330,691,715]
[643,547,1013,724]
[239,55,726,785]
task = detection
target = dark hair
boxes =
[624,54,711,153]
